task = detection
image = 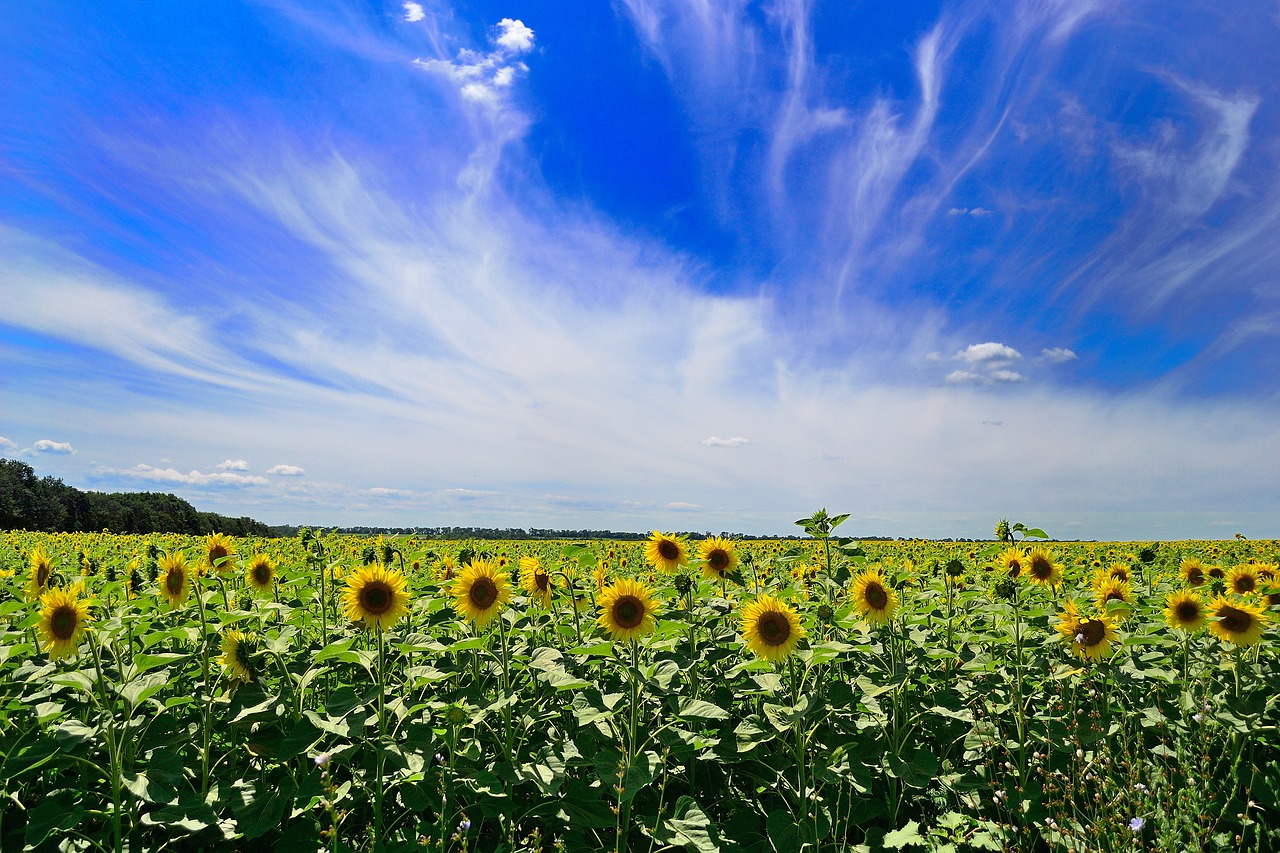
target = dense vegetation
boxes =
[0,459,272,536]
[2,520,1278,852]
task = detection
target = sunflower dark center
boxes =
[1209,567,1225,579]
[1111,570,1128,582]
[758,612,791,646]
[657,540,680,561]
[1234,576,1256,593]
[50,606,77,641]
[708,550,730,572]
[534,571,550,592]
[1175,601,1201,622]
[1186,569,1204,584]
[1105,589,1125,602]
[209,545,229,564]
[1029,556,1052,579]
[865,583,888,610]
[612,595,644,629]
[235,639,257,672]
[252,565,272,586]
[1007,560,1022,578]
[469,577,497,609]
[1219,606,1252,634]
[1078,619,1106,647]
[166,571,185,595]
[361,582,394,615]
[37,564,51,586]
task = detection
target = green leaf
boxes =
[883,820,926,848]
[664,797,722,852]
[24,792,84,848]
[677,697,729,721]
[230,776,297,840]
[1022,528,1048,540]
[130,651,189,675]
[117,670,169,710]
[766,810,799,853]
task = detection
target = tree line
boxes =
[0,458,274,536]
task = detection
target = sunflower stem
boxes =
[374,626,386,850]
[88,633,124,853]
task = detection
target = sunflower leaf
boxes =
[882,819,926,848]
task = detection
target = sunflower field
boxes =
[2,517,1279,852]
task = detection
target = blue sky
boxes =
[3,1,1279,539]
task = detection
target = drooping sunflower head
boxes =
[520,556,555,608]
[1025,548,1063,586]
[450,559,511,627]
[344,563,411,631]
[245,554,276,593]
[436,555,458,582]
[596,577,659,642]
[1180,557,1206,587]
[741,594,805,662]
[1256,562,1277,582]
[205,533,236,574]
[1055,600,1117,662]
[1207,564,1226,581]
[997,548,1025,580]
[1207,596,1267,646]
[698,536,738,580]
[26,546,56,600]
[38,583,91,660]
[219,629,259,683]
[1164,590,1205,633]
[158,552,193,608]
[851,568,900,626]
[1227,565,1260,596]
[644,531,688,573]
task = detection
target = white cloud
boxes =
[701,436,751,447]
[217,459,250,471]
[32,439,76,455]
[947,206,993,216]
[1040,347,1078,364]
[954,342,1022,365]
[96,464,269,488]
[365,487,413,497]
[944,370,987,386]
[494,18,534,53]
[0,436,15,450]
[988,370,1026,383]
[666,501,702,510]
[402,2,425,23]
[266,464,306,476]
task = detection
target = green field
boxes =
[2,521,1278,852]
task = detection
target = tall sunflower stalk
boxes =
[87,632,126,853]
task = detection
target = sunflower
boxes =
[1055,600,1118,662]
[699,536,738,581]
[592,563,609,591]
[1256,562,1278,583]
[435,555,458,582]
[158,552,193,608]
[851,569,899,626]
[1179,557,1206,587]
[1207,596,1267,646]
[1163,590,1205,632]
[1106,563,1131,584]
[997,548,1026,580]
[644,531,688,574]
[1094,577,1135,616]
[1227,565,1260,596]
[596,577,659,642]
[741,594,805,662]
[344,563,411,631]
[450,559,510,627]
[219,629,258,683]
[38,584,91,660]
[25,546,56,600]
[1025,548,1063,586]
[520,556,555,608]
[245,554,276,594]
[1206,564,1226,581]
[205,533,236,574]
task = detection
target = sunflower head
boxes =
[450,559,511,627]
[997,548,1025,580]
[1025,548,1063,586]
[38,583,91,660]
[645,531,688,573]
[851,568,900,626]
[246,554,276,593]
[219,629,259,683]
[741,594,805,662]
[344,563,411,631]
[26,546,57,600]
[205,533,236,573]
[1227,565,1260,596]
[1055,600,1118,662]
[520,556,555,608]
[1094,577,1135,618]
[1107,563,1131,584]
[1164,590,1205,632]
[158,552,193,608]
[1180,557,1206,587]
[1207,596,1267,646]
[698,536,738,580]
[596,577,659,642]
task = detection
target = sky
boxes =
[3,1,1280,540]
